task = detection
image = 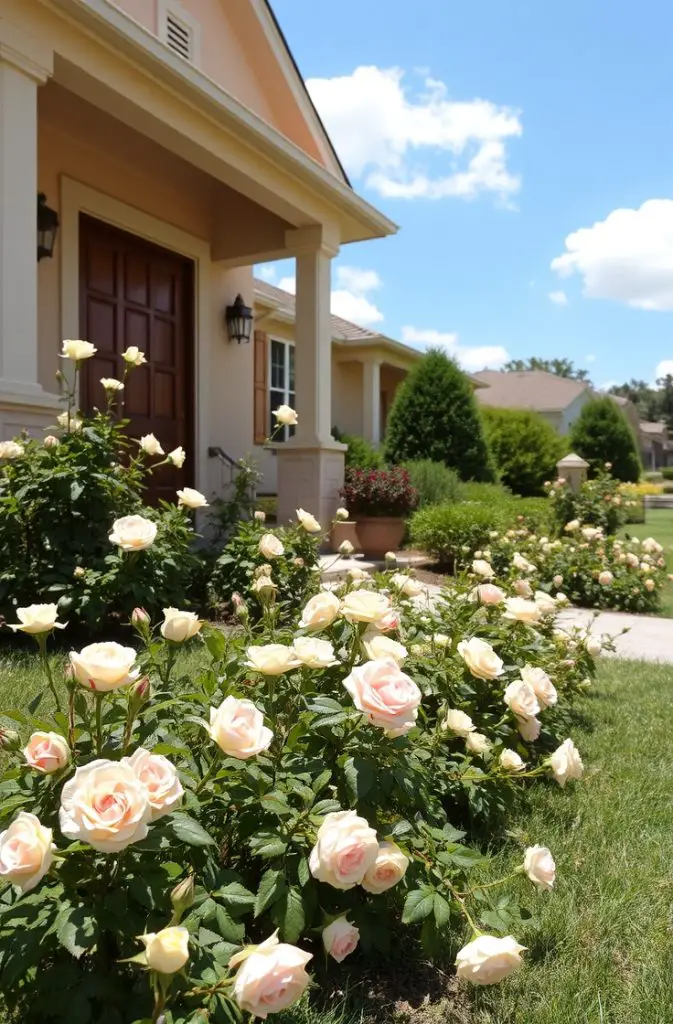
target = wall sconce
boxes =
[37,193,59,261]
[225,294,253,344]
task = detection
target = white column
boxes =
[0,23,52,395]
[362,360,381,445]
[292,231,336,446]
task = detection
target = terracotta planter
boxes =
[355,516,405,559]
[329,520,361,554]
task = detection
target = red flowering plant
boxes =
[341,467,419,518]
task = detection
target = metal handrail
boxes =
[207,446,239,469]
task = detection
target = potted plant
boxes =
[340,467,418,558]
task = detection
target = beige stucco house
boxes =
[473,370,592,434]
[0,0,396,525]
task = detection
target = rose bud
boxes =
[129,676,151,707]
[170,874,195,918]
[131,607,150,629]
[0,728,20,751]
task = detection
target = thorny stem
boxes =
[456,871,520,898]
[68,685,77,750]
[94,693,104,755]
[37,634,62,713]
[446,879,481,936]
[195,756,220,795]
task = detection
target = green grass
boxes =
[621,507,673,616]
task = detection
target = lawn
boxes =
[621,507,673,617]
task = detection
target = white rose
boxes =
[500,749,525,771]
[472,559,494,578]
[57,411,82,432]
[645,578,656,592]
[100,377,124,392]
[465,732,491,756]
[177,487,209,509]
[642,536,663,554]
[433,633,450,648]
[443,709,475,737]
[457,638,504,680]
[455,934,526,985]
[122,346,147,366]
[142,926,190,973]
[343,658,421,736]
[293,636,338,669]
[8,603,65,635]
[125,747,184,819]
[553,574,564,588]
[523,845,556,891]
[550,738,584,787]
[161,608,202,642]
[581,526,601,541]
[309,810,379,889]
[520,665,558,709]
[322,917,360,963]
[335,507,349,521]
[504,680,541,719]
[586,636,602,657]
[564,519,580,532]
[206,697,273,759]
[44,434,60,448]
[0,440,24,460]
[299,592,341,631]
[296,508,321,533]
[273,404,298,426]
[61,339,96,360]
[245,644,300,675]
[59,759,151,852]
[534,590,557,616]
[391,573,424,597]
[232,932,312,1018]
[512,553,536,573]
[139,433,164,456]
[0,812,54,892]
[109,515,157,552]
[339,539,354,556]
[476,584,506,605]
[512,579,533,598]
[23,731,70,774]
[341,590,393,625]
[363,633,408,665]
[348,566,370,582]
[361,841,409,893]
[556,592,569,605]
[259,533,284,559]
[598,570,613,586]
[168,446,186,468]
[254,510,266,522]
[70,641,140,692]
[518,714,541,741]
[503,598,542,624]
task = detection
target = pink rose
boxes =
[309,810,378,889]
[23,731,70,774]
[322,917,360,962]
[125,747,184,820]
[476,584,506,605]
[343,658,421,736]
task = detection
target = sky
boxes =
[257,0,673,387]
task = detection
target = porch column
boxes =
[276,225,346,530]
[362,359,381,446]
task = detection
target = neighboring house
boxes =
[639,421,673,470]
[473,370,592,434]
[1,0,395,525]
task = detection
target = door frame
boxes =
[60,176,211,493]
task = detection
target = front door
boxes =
[79,215,194,504]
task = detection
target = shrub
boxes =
[384,350,495,482]
[341,467,418,518]
[401,460,463,507]
[547,471,628,536]
[481,407,565,496]
[460,481,513,506]
[569,397,641,482]
[333,430,385,471]
[409,502,504,567]
[662,467,673,481]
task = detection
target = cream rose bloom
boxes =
[322,917,360,963]
[207,697,273,759]
[523,845,556,891]
[500,749,525,771]
[341,590,392,625]
[598,570,614,586]
[101,377,124,392]
[455,934,526,986]
[585,636,602,657]
[504,680,541,720]
[139,433,164,456]
[564,519,580,532]
[465,732,491,756]
[520,665,558,709]
[125,747,184,820]
[298,591,340,631]
[512,553,536,573]
[109,514,157,552]
[476,583,506,605]
[457,638,504,680]
[59,759,151,852]
[70,641,140,692]
[259,533,284,559]
[161,608,202,642]
[513,579,533,598]
[293,636,338,669]
[361,841,409,894]
[168,446,186,468]
[0,812,54,892]
[391,573,424,597]
[581,526,602,541]
[550,738,584,787]
[245,644,301,675]
[343,658,421,736]
[8,603,65,635]
[177,487,209,509]
[363,632,408,665]
[142,926,190,973]
[296,508,321,533]
[309,810,379,889]
[443,708,475,737]
[23,731,70,774]
[254,510,266,522]
[273,404,298,427]
[553,574,564,588]
[642,536,663,554]
[472,559,494,578]
[645,578,656,592]
[534,590,557,616]
[339,539,354,556]
[0,441,24,460]
[518,715,541,742]
[122,345,147,366]
[61,339,96,360]
[232,932,312,1019]
[335,507,349,521]
[57,411,82,432]
[503,597,542,624]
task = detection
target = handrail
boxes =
[207,445,239,470]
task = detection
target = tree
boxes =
[384,349,495,482]
[481,407,565,496]
[504,357,590,382]
[608,379,660,421]
[569,396,641,482]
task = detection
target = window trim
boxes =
[269,336,296,442]
[157,0,202,65]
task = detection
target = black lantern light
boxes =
[225,293,253,344]
[37,193,59,261]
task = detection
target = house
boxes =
[473,370,592,433]
[1,0,395,525]
[639,421,673,470]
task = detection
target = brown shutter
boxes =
[253,329,269,445]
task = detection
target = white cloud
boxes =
[548,290,568,306]
[552,199,673,310]
[274,265,385,326]
[256,263,277,282]
[656,360,673,378]
[401,325,509,372]
[307,66,522,202]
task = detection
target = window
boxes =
[158,0,201,65]
[269,339,296,442]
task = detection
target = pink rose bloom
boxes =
[23,731,70,774]
[309,810,379,889]
[322,917,360,963]
[476,583,506,605]
[124,747,184,820]
[343,658,421,736]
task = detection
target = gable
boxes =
[110,0,347,180]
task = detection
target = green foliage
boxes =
[333,431,385,471]
[481,407,565,496]
[402,460,463,507]
[610,372,673,430]
[409,502,504,567]
[208,458,263,543]
[569,397,641,482]
[547,471,628,536]
[384,350,495,482]
[459,482,513,506]
[503,356,591,382]
[661,468,673,481]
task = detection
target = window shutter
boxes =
[253,329,269,445]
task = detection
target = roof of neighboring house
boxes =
[640,420,669,436]
[473,370,589,412]
[254,278,378,342]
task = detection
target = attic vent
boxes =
[158,1,201,65]
[166,13,192,60]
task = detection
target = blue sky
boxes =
[259,0,673,386]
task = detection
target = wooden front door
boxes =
[79,215,194,504]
